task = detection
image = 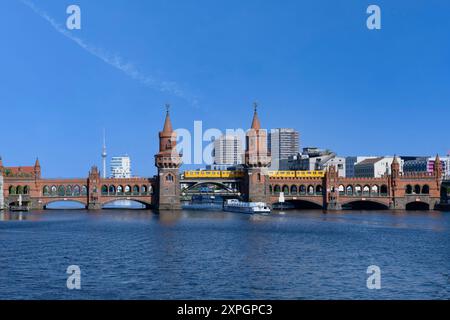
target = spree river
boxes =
[0,209,448,300]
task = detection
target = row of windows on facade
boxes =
[7,185,153,196]
[269,184,431,196]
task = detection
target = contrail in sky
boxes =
[19,0,199,107]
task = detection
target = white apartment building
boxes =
[354,157,400,178]
[323,157,346,177]
[110,156,132,178]
[213,135,243,166]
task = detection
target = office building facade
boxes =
[213,135,243,167]
[268,128,299,170]
[110,156,132,178]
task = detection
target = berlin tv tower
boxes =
[102,129,107,179]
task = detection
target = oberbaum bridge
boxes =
[0,107,447,212]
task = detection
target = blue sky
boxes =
[0,0,449,177]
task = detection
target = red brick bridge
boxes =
[0,108,445,211]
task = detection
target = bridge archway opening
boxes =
[441,186,449,199]
[284,200,323,210]
[183,182,234,193]
[102,200,148,209]
[342,200,389,210]
[405,201,430,211]
[44,200,86,210]
[290,185,297,195]
[380,185,388,196]
[316,185,323,195]
[413,185,421,195]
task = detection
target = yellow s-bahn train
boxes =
[183,170,245,179]
[268,170,325,178]
[183,170,324,179]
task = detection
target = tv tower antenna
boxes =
[102,129,107,179]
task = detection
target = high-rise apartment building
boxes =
[110,156,132,178]
[268,128,299,170]
[213,135,243,167]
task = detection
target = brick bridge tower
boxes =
[389,155,401,209]
[155,105,182,210]
[244,103,271,203]
[88,165,101,210]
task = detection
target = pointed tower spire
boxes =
[434,154,442,177]
[251,102,261,130]
[435,153,441,163]
[162,104,173,133]
[392,155,399,164]
[155,105,182,210]
[391,155,400,178]
[34,157,41,178]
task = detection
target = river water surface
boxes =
[0,209,448,299]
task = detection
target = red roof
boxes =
[6,166,35,173]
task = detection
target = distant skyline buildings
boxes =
[354,157,396,178]
[268,128,300,170]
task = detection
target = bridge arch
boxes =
[406,184,412,194]
[182,181,234,193]
[290,185,297,195]
[316,185,323,195]
[65,185,73,196]
[362,185,370,196]
[43,199,87,209]
[273,185,281,194]
[283,199,324,210]
[101,198,152,209]
[346,185,353,196]
[405,201,430,211]
[299,185,306,195]
[341,200,389,210]
[414,184,421,195]
[371,185,379,196]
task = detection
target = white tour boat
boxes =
[223,199,271,214]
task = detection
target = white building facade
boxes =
[110,156,132,178]
[213,135,243,167]
[354,157,400,178]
